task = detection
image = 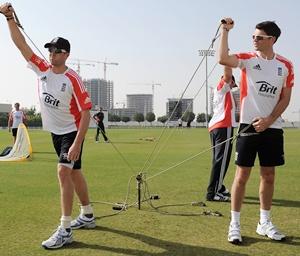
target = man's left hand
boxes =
[252,117,273,132]
[67,143,81,161]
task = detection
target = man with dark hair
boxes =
[8,102,26,143]
[206,66,237,202]
[219,18,294,244]
[93,107,109,143]
[0,3,96,249]
[256,21,281,43]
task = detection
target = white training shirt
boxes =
[27,54,92,135]
[236,52,294,129]
[10,110,25,128]
[208,78,237,132]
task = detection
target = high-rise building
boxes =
[166,98,193,121]
[83,78,113,110]
[126,94,153,116]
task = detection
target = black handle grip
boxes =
[221,19,234,25]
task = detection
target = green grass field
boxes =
[0,127,299,256]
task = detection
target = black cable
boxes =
[8,5,48,62]
[91,118,135,173]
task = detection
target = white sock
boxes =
[80,204,93,216]
[60,216,72,229]
[260,209,270,224]
[230,211,240,225]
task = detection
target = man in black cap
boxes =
[0,3,96,249]
[44,37,71,53]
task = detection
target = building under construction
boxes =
[83,78,114,110]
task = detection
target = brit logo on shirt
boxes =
[61,83,66,92]
[278,67,282,76]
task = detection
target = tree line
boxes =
[0,108,212,127]
[109,111,212,126]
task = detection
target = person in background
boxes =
[206,66,237,202]
[93,107,109,143]
[8,102,27,143]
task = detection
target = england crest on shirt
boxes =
[61,83,66,92]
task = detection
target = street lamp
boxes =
[198,49,215,128]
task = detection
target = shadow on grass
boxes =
[244,196,300,208]
[240,236,300,247]
[241,235,300,247]
[66,226,248,256]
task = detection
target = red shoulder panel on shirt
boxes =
[65,70,92,110]
[235,52,256,60]
[276,55,294,88]
[29,54,50,72]
[217,79,225,90]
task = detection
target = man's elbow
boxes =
[218,56,230,66]
[218,59,227,66]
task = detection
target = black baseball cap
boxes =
[44,37,71,53]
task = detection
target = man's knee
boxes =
[261,171,275,185]
[235,176,248,187]
[57,164,72,182]
[234,167,251,186]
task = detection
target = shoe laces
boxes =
[263,221,280,234]
[49,226,68,240]
[229,223,240,234]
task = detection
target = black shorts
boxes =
[235,124,284,167]
[51,131,83,170]
[12,128,18,137]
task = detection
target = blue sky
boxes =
[1,0,299,121]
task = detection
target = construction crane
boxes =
[129,82,162,96]
[67,59,95,76]
[149,82,162,97]
[77,59,119,80]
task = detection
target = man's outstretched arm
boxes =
[218,17,239,68]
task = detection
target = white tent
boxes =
[0,123,32,161]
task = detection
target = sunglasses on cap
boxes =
[48,47,68,54]
[252,35,273,41]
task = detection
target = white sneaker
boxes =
[42,226,73,249]
[219,189,231,197]
[207,193,230,202]
[228,222,242,244]
[71,214,96,230]
[256,221,286,241]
